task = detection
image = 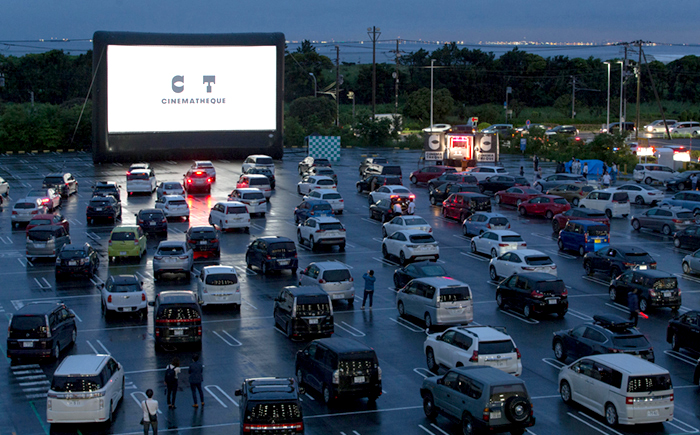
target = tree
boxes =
[288,96,335,130]
[403,88,454,123]
[284,41,334,101]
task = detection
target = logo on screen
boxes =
[170,75,216,93]
[164,75,224,105]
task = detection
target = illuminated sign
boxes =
[447,135,473,159]
[637,147,654,157]
[673,152,690,162]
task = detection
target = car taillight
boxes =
[41,199,49,204]
[562,288,568,297]
[626,397,634,405]
[107,295,112,303]
[319,279,326,283]
[187,239,196,244]
[516,348,521,359]
[178,255,188,260]
[187,179,192,184]
[31,210,39,214]
[584,233,589,243]
[315,229,323,233]
[12,211,17,215]
[498,243,509,247]
[650,262,657,268]
[649,289,656,297]
[332,369,339,384]
[154,255,163,260]
[483,408,490,421]
[530,291,544,298]
[672,219,683,223]
[266,255,271,260]
[470,350,478,362]
[142,293,146,301]
[197,326,202,336]
[134,240,139,245]
[670,393,674,402]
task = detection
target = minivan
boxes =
[496,273,568,318]
[298,261,354,305]
[12,197,48,226]
[295,338,382,404]
[396,277,473,328]
[364,164,403,180]
[209,201,251,232]
[273,286,334,339]
[579,189,630,218]
[7,301,77,361]
[236,174,272,199]
[558,354,673,426]
[245,237,298,275]
[228,188,267,216]
[633,164,676,185]
[153,291,202,349]
[235,378,304,435]
[242,154,275,174]
[47,354,124,424]
[558,220,610,256]
[27,225,71,259]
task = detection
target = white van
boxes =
[47,354,124,424]
[228,188,267,216]
[633,163,677,185]
[241,154,275,174]
[196,265,240,307]
[208,201,250,232]
[126,169,156,195]
[578,189,630,218]
[558,353,673,426]
[396,277,473,328]
[236,174,272,199]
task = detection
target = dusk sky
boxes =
[1,0,698,58]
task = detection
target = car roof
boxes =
[515,272,563,282]
[194,160,214,166]
[95,181,118,186]
[310,216,341,223]
[138,208,163,214]
[243,174,269,180]
[129,169,151,175]
[157,241,187,248]
[508,249,549,258]
[31,214,58,219]
[243,377,299,400]
[396,229,433,236]
[583,354,668,375]
[16,301,65,315]
[256,236,294,244]
[109,274,139,284]
[62,243,90,251]
[158,290,198,303]
[285,285,329,297]
[202,265,236,274]
[162,195,186,201]
[248,154,272,159]
[485,229,520,236]
[314,337,373,353]
[28,224,64,233]
[568,220,609,227]
[472,212,506,219]
[309,176,334,182]
[308,261,351,271]
[310,189,341,195]
[235,187,263,193]
[454,326,512,341]
[604,246,647,255]
[627,269,674,278]
[111,225,140,232]
[54,354,111,377]
[188,226,216,232]
[45,172,68,177]
[411,276,467,287]
[218,201,246,207]
[450,365,527,385]
[14,197,41,205]
[302,199,331,205]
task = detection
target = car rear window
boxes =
[323,193,342,200]
[109,283,140,293]
[90,199,111,206]
[43,177,64,185]
[525,256,553,266]
[323,269,352,282]
[501,235,523,242]
[623,252,653,262]
[127,173,149,180]
[612,192,628,202]
[405,217,429,226]
[51,375,103,393]
[140,212,164,220]
[320,222,343,231]
[256,157,273,165]
[169,200,187,206]
[677,212,694,219]
[490,384,527,402]
[15,202,36,209]
[438,286,471,302]
[189,229,216,239]
[11,316,45,333]
[651,277,677,290]
[205,273,238,285]
[269,242,296,255]
[409,234,436,243]
[157,306,200,321]
[242,192,265,200]
[226,206,248,214]
[248,403,301,424]
[249,178,269,186]
[588,226,609,237]
[317,179,335,186]
[489,217,509,226]
[383,166,402,175]
[157,246,185,255]
[29,219,51,226]
[627,374,672,393]
[59,250,85,259]
[535,280,566,293]
[339,357,375,375]
[312,203,332,211]
[479,340,516,355]
[611,335,650,348]
[28,230,56,241]
[394,188,410,194]
[296,297,330,316]
[554,198,569,204]
[111,231,136,241]
[164,182,181,189]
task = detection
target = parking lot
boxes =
[1,148,700,435]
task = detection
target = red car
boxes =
[494,187,541,207]
[551,208,610,232]
[409,166,456,185]
[518,195,571,219]
[26,213,70,233]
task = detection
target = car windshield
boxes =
[28,230,55,241]
[409,234,435,243]
[323,269,352,282]
[111,231,135,241]
[588,226,609,237]
[205,273,238,285]
[404,217,429,226]
[256,157,273,165]
[611,335,650,348]
[525,256,552,266]
[319,222,343,231]
[501,235,523,242]
[59,250,85,259]
[627,374,672,393]
[479,340,516,354]
[416,264,446,276]
[51,376,102,393]
[109,283,140,293]
[249,403,301,424]
[438,286,471,302]
[157,246,185,256]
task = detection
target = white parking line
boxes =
[567,412,619,435]
[604,302,630,314]
[372,237,383,243]
[663,350,698,365]
[531,233,553,240]
[335,321,365,337]
[567,309,593,321]
[413,367,432,378]
[96,339,111,354]
[212,331,242,347]
[497,309,539,324]
[243,300,258,310]
[0,236,12,245]
[85,340,99,354]
[18,257,32,267]
[452,234,471,241]
[674,273,700,285]
[389,317,425,332]
[361,218,380,225]
[69,309,82,322]
[460,251,488,262]
[667,417,699,433]
[87,232,101,240]
[545,249,577,260]
[542,358,566,370]
[373,256,399,266]
[33,277,51,290]
[582,276,610,286]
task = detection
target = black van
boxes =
[153,291,202,349]
[609,269,681,312]
[245,237,298,275]
[7,301,77,361]
[296,337,382,404]
[235,377,304,435]
[274,286,333,339]
[495,272,568,319]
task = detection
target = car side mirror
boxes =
[573,366,581,373]
[234,389,242,396]
[141,282,145,286]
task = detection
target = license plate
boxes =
[663,291,672,297]
[594,238,602,242]
[685,221,691,224]
[547,298,558,305]
[199,241,207,245]
[69,400,82,406]
[639,265,647,270]
[332,293,344,299]
[489,411,502,419]
[149,220,156,225]
[122,307,132,312]
[309,319,319,324]
[119,251,127,255]
[647,409,659,417]
[173,329,184,336]
[278,260,289,266]
[353,376,366,384]
[22,341,34,348]
[68,260,77,266]
[95,207,103,211]
[496,360,506,367]
[34,243,45,248]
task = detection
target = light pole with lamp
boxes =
[617,60,624,125]
[603,61,611,130]
[309,73,317,98]
[430,59,435,128]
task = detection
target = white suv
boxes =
[297,216,346,251]
[196,265,240,307]
[578,189,630,218]
[466,166,509,182]
[228,188,267,216]
[633,163,677,185]
[241,154,275,174]
[382,229,439,265]
[644,119,677,134]
[423,326,522,376]
[298,261,355,304]
[303,189,344,214]
[208,201,251,232]
[154,195,190,220]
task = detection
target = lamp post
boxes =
[617,60,624,125]
[430,59,435,129]
[603,61,611,130]
[309,73,317,98]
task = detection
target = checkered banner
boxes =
[306,135,341,162]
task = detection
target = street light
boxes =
[617,60,624,125]
[430,59,435,129]
[603,61,611,130]
[309,73,317,98]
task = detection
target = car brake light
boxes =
[409,194,415,200]
[107,295,112,303]
[319,279,326,283]
[499,243,509,247]
[670,393,674,402]
[154,255,163,260]
[470,350,478,362]
[207,178,213,183]
[178,255,188,260]
[41,199,49,204]
[516,348,521,359]
[187,179,192,184]
[142,293,146,301]
[626,397,634,405]
[315,229,323,233]
[187,239,196,244]
[584,233,589,243]
[562,288,568,296]
[483,408,490,422]
[134,240,139,245]
[530,290,544,298]
[266,255,271,260]
[672,219,683,223]
[161,218,167,223]
[195,171,203,175]
[11,211,17,215]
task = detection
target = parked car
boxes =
[427,172,477,192]
[424,325,522,375]
[369,197,409,222]
[466,166,509,182]
[298,261,355,305]
[393,261,447,289]
[664,170,700,192]
[100,274,147,317]
[208,201,250,232]
[675,225,700,250]
[409,166,456,184]
[644,119,677,134]
[135,208,168,236]
[362,163,402,180]
[153,241,193,280]
[633,163,677,185]
[228,188,267,217]
[682,248,700,274]
[154,195,190,220]
[306,166,338,184]
[496,273,568,318]
[557,354,673,426]
[420,366,535,434]
[0,176,8,196]
[303,189,344,214]
[241,154,275,174]
[356,174,402,193]
[462,212,510,236]
[196,265,240,307]
[545,184,594,206]
[126,169,157,195]
[359,156,388,176]
[583,246,656,278]
[26,225,71,259]
[631,206,695,235]
[235,378,304,434]
[478,175,530,194]
[382,229,439,265]
[190,160,216,181]
[245,236,298,275]
[42,172,78,198]
[294,199,334,224]
[368,185,414,205]
[243,166,276,189]
[429,182,480,205]
[93,181,122,201]
[660,191,700,215]
[489,249,557,280]
[612,184,662,205]
[107,225,147,262]
[545,125,579,136]
[518,195,571,218]
[558,220,610,257]
[551,208,609,232]
[442,192,492,221]
[533,174,587,192]
[553,315,654,364]
[383,215,432,238]
[153,291,202,349]
[273,285,334,339]
[55,243,99,278]
[27,214,69,233]
[493,187,541,207]
[299,156,331,175]
[297,175,336,195]
[156,181,185,199]
[183,169,213,194]
[481,123,514,135]
[26,187,61,212]
[186,225,220,258]
[297,217,346,251]
[11,198,48,227]
[296,338,381,403]
[6,301,76,361]
[667,310,700,353]
[579,189,630,218]
[600,122,636,134]
[86,195,122,224]
[396,277,473,328]
[609,269,681,312]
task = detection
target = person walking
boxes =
[189,354,204,408]
[602,172,611,188]
[361,270,376,310]
[692,173,698,191]
[573,159,580,175]
[142,389,159,435]
[407,199,415,215]
[164,357,181,409]
[533,154,539,172]
[582,162,589,179]
[611,162,618,185]
[627,288,640,327]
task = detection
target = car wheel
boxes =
[309,237,316,251]
[536,183,543,192]
[662,224,672,236]
[631,219,641,231]
[339,243,345,252]
[393,274,401,289]
[609,286,619,301]
[442,207,448,218]
[286,321,293,338]
[523,304,532,318]
[470,241,477,253]
[584,261,594,276]
[461,224,469,236]
[423,393,438,419]
[639,297,649,312]
[493,194,501,205]
[296,368,304,386]
[635,195,645,205]
[400,251,407,265]
[71,328,77,345]
[560,380,572,404]
[545,210,554,220]
[297,230,304,244]
[382,244,389,259]
[322,384,332,404]
[478,185,485,193]
[496,292,505,308]
[426,348,439,374]
[557,239,564,251]
[572,197,579,206]
[429,196,436,205]
[424,313,433,329]
[382,227,387,238]
[605,403,618,426]
[578,245,586,257]
[504,396,530,424]
[368,195,374,206]
[489,266,498,281]
[678,183,686,191]
[671,333,680,351]
[610,267,621,278]
[52,343,60,361]
[675,237,682,249]
[397,301,405,316]
[461,414,475,435]
[297,186,301,195]
[356,184,363,193]
[410,176,417,185]
[518,206,526,216]
[683,262,691,274]
[605,209,613,219]
[516,199,523,207]
[490,248,498,258]
[553,340,567,362]
[552,220,560,232]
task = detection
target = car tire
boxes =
[410,176,417,185]
[584,261,593,276]
[52,343,60,361]
[71,328,77,345]
[675,237,682,249]
[639,297,649,313]
[631,219,641,231]
[553,340,567,362]
[393,274,401,289]
[489,266,498,281]
[552,220,560,232]
[493,194,501,204]
[356,184,363,193]
[430,196,436,205]
[518,206,526,216]
[671,333,680,351]
[400,251,407,266]
[605,209,613,219]
[635,195,645,205]
[536,183,543,192]
[424,313,433,328]
[261,262,268,275]
[496,292,505,308]
[516,199,523,207]
[572,197,579,206]
[297,186,301,195]
[662,224,672,236]
[461,414,475,435]
[683,262,691,274]
[557,239,564,251]
[470,241,477,253]
[286,321,293,338]
[678,183,686,191]
[545,210,554,219]
[578,245,586,257]
[368,195,374,206]
[297,230,304,244]
[560,380,572,404]
[426,348,439,374]
[644,177,653,186]
[309,237,316,251]
[490,248,498,258]
[382,244,389,259]
[423,393,438,420]
[605,403,618,426]
[504,396,530,423]
[322,384,332,404]
[523,304,532,318]
[608,286,619,302]
[397,301,405,316]
[296,368,304,386]
[382,227,388,238]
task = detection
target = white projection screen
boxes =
[92,32,285,162]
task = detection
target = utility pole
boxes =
[367,26,381,120]
[394,38,400,121]
[571,76,576,119]
[335,45,340,127]
[634,40,643,141]
[641,48,672,139]
[622,45,628,123]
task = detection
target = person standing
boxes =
[189,354,204,408]
[627,288,640,327]
[573,159,580,175]
[582,162,589,179]
[361,270,376,310]
[611,162,618,185]
[164,357,181,409]
[692,173,698,191]
[142,389,159,435]
[569,158,575,173]
[407,199,415,215]
[519,166,524,177]
[533,154,539,172]
[392,200,402,217]
[602,172,611,188]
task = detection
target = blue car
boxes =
[294,199,334,224]
[558,220,610,256]
[461,212,510,236]
[661,191,700,215]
